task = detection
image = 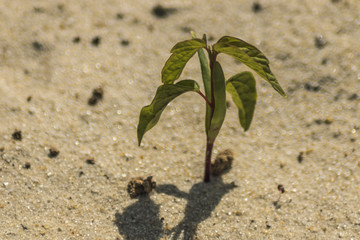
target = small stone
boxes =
[32,41,45,52]
[23,162,31,169]
[127,176,156,198]
[86,159,95,165]
[12,130,22,141]
[48,148,59,158]
[151,5,176,19]
[72,36,81,43]
[120,39,130,46]
[277,184,285,193]
[116,13,124,20]
[91,36,101,47]
[211,149,234,176]
[297,152,304,163]
[304,83,321,92]
[88,87,103,106]
[314,35,327,49]
[252,2,263,13]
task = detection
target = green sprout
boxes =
[137,33,286,182]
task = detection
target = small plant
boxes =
[137,33,286,182]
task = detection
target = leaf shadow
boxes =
[156,177,237,240]
[114,194,163,240]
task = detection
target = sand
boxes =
[0,0,359,239]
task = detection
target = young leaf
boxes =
[226,71,257,131]
[207,62,226,142]
[197,48,212,132]
[137,80,200,145]
[191,32,212,132]
[213,36,286,97]
[162,39,206,84]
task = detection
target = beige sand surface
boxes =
[0,0,359,239]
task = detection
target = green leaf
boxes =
[226,71,257,131]
[197,48,212,132]
[162,39,206,84]
[213,36,286,97]
[137,80,200,145]
[207,62,227,142]
[191,32,212,132]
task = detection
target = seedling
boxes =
[137,33,286,182]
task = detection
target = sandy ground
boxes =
[0,0,360,239]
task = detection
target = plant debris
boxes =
[127,176,156,198]
[211,149,234,176]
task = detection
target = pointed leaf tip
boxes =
[214,36,286,97]
[137,80,200,145]
[161,39,206,84]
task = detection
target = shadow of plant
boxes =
[156,177,237,240]
[114,194,163,240]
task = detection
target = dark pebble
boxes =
[277,184,285,193]
[91,36,101,47]
[252,2,263,13]
[23,162,31,169]
[304,83,321,92]
[297,152,304,163]
[86,159,95,165]
[72,36,81,43]
[12,130,22,141]
[88,87,104,106]
[348,93,358,101]
[32,41,45,52]
[151,5,176,18]
[48,148,60,158]
[116,13,124,19]
[314,35,327,49]
[120,39,130,46]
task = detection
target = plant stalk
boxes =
[204,138,214,182]
[203,48,218,182]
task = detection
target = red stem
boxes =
[196,90,212,107]
[204,139,214,182]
